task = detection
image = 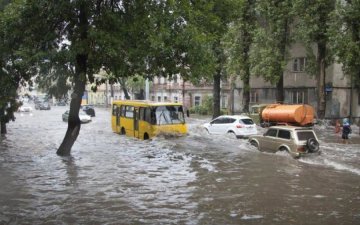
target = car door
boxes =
[261,128,278,152]
[208,117,226,134]
[277,129,293,151]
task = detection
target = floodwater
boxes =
[0,107,359,225]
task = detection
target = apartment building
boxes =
[150,43,360,120]
[233,43,360,120]
[150,75,231,110]
[84,43,359,121]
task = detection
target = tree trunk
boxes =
[0,121,6,134]
[317,43,326,119]
[119,78,130,100]
[275,19,288,104]
[242,43,251,113]
[56,82,84,156]
[213,71,221,119]
[0,107,6,134]
[228,74,235,115]
[243,76,250,113]
[276,75,284,103]
[57,3,88,156]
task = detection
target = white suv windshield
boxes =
[296,131,316,140]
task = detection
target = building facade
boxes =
[149,43,360,121]
[84,44,359,121]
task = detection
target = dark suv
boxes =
[249,126,320,158]
[81,104,95,117]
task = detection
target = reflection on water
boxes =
[0,107,359,224]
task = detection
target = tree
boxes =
[224,0,256,113]
[189,0,242,118]
[10,0,133,155]
[251,0,294,103]
[294,0,336,118]
[0,0,35,134]
[6,0,215,155]
[330,1,360,89]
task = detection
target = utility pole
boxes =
[105,81,108,107]
[145,78,149,100]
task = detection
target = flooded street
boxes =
[1,106,359,225]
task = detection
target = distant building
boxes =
[150,43,360,121]
[150,75,231,111]
[84,44,359,121]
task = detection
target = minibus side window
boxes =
[150,108,157,125]
[144,107,152,124]
[139,107,145,121]
[112,105,118,116]
[125,106,134,118]
[120,105,126,117]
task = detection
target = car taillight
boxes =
[236,124,243,128]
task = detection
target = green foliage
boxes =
[224,0,256,78]
[293,0,336,75]
[126,74,146,93]
[0,0,36,132]
[329,0,360,87]
[189,105,208,115]
[250,0,293,85]
[189,95,213,115]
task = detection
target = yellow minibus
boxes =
[111,100,188,139]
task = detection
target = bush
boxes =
[189,95,214,115]
[189,105,208,115]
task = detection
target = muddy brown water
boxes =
[1,107,359,224]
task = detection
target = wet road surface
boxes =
[0,106,359,224]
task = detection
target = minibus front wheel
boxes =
[120,127,126,135]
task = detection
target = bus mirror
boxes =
[186,110,190,117]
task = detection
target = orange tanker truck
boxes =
[255,104,315,127]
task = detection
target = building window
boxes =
[164,96,168,102]
[194,96,201,106]
[151,96,155,101]
[291,90,307,104]
[293,57,306,72]
[250,90,259,103]
[174,96,178,103]
[157,96,161,102]
[221,95,227,108]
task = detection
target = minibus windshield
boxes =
[154,106,185,125]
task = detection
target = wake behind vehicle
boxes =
[249,126,320,158]
[111,100,188,140]
[203,115,257,138]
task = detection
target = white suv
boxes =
[249,126,320,158]
[203,115,257,138]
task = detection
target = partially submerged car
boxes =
[249,126,320,158]
[81,104,95,117]
[203,115,257,138]
[39,102,51,110]
[62,110,92,124]
[18,105,32,112]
